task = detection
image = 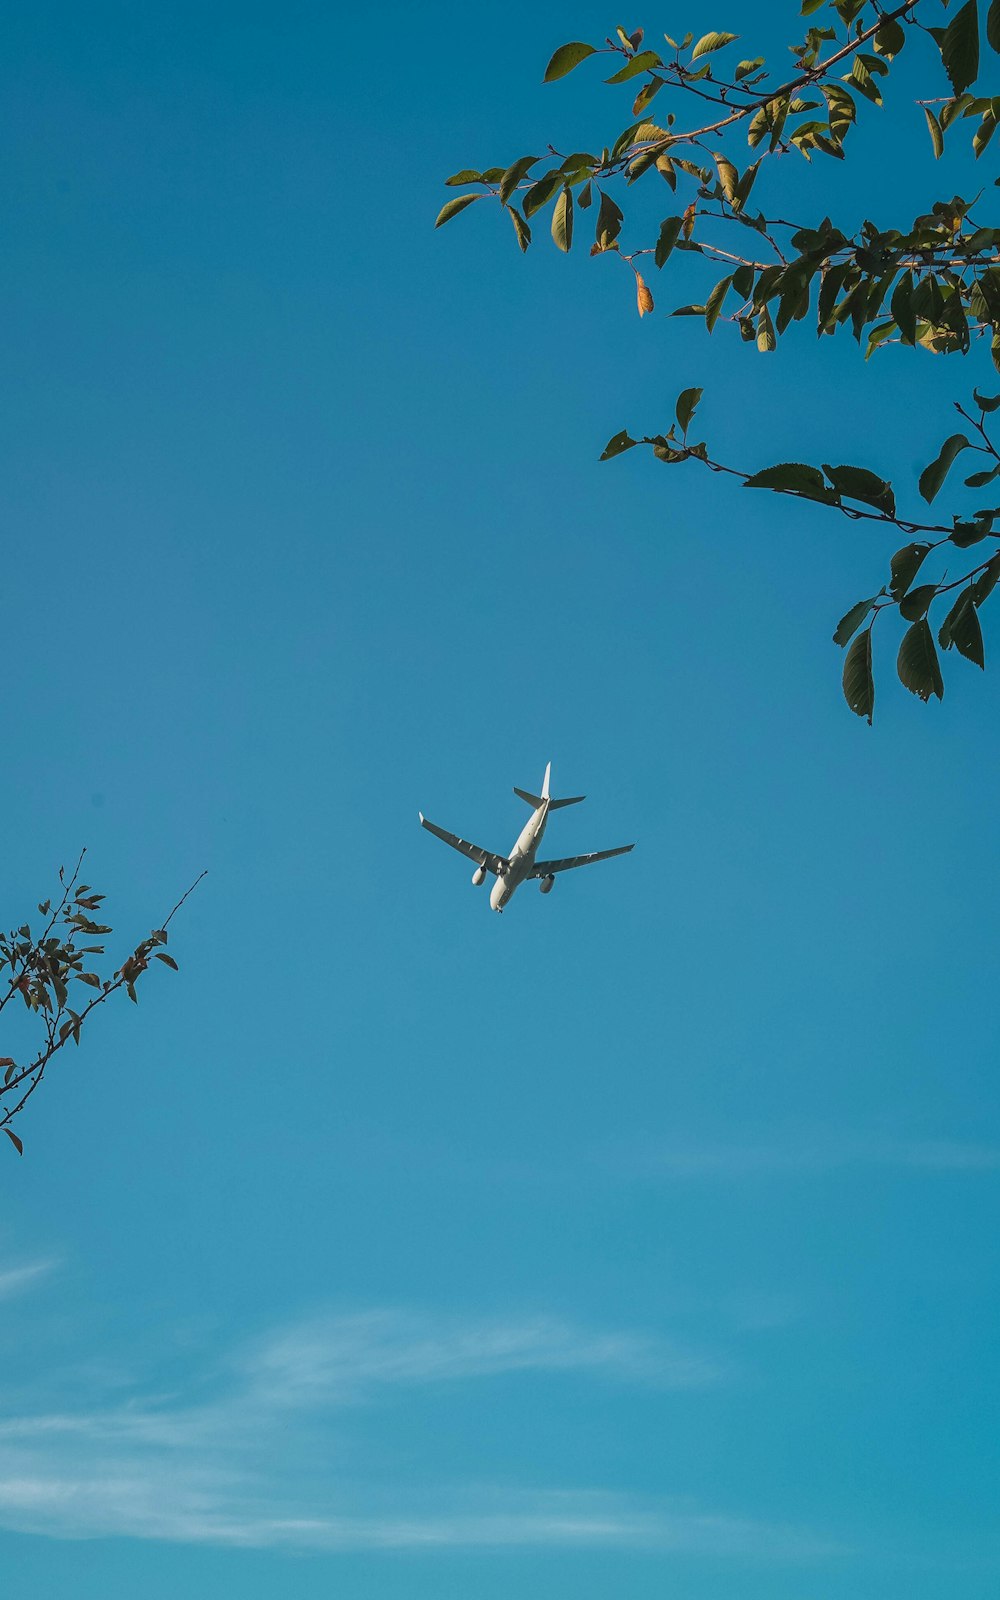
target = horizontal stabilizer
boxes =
[513,787,586,810]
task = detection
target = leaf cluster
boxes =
[604,387,1000,722]
[438,1,1000,365]
[0,854,203,1154]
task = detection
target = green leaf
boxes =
[435,194,479,229]
[941,0,980,96]
[744,462,830,498]
[898,584,939,622]
[939,590,985,664]
[842,629,875,723]
[596,188,624,245]
[600,430,638,460]
[756,304,776,352]
[691,31,739,58]
[605,49,663,83]
[989,0,1000,51]
[714,152,739,204]
[874,17,906,57]
[509,206,531,252]
[654,215,683,267]
[924,106,945,159]
[833,597,876,646]
[735,57,765,79]
[919,434,971,502]
[499,156,539,205]
[551,186,573,251]
[544,42,597,82]
[4,1128,23,1156]
[964,463,1000,488]
[973,388,1000,411]
[522,171,563,219]
[973,109,997,157]
[705,275,733,332]
[973,551,1000,601]
[890,271,916,344]
[823,84,857,143]
[897,619,945,701]
[890,542,932,597]
[822,463,895,514]
[675,387,703,434]
[633,74,666,115]
[445,169,483,187]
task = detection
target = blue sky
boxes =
[2,1,999,1595]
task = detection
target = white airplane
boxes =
[419,763,634,914]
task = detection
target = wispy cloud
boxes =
[0,1259,56,1301]
[0,1304,837,1559]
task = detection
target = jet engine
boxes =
[471,865,486,886]
[539,874,555,895]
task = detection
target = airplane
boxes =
[418,762,634,914]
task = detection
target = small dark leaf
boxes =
[897,619,945,701]
[973,551,1000,601]
[675,387,703,435]
[919,434,971,503]
[842,629,875,723]
[543,42,597,82]
[898,584,938,622]
[973,388,1000,412]
[890,542,932,597]
[833,597,876,646]
[655,216,683,267]
[822,463,895,513]
[964,464,1000,488]
[596,188,624,246]
[989,0,1000,51]
[744,462,833,500]
[154,953,179,970]
[600,430,637,460]
[939,590,985,665]
[4,1128,23,1156]
[951,519,990,547]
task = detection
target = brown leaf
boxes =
[5,1128,23,1156]
[681,201,697,240]
[636,274,654,317]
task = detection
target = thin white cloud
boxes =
[0,1259,56,1300]
[0,1305,837,1560]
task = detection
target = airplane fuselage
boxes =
[490,801,549,912]
[418,761,634,914]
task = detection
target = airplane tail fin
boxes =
[514,762,585,811]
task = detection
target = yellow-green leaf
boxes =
[435,194,479,229]
[543,42,597,82]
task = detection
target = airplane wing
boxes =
[419,814,509,877]
[530,844,635,877]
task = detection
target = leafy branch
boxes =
[0,854,206,1154]
[438,0,1000,366]
[602,386,1000,722]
